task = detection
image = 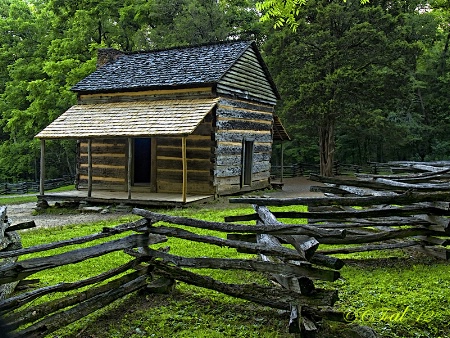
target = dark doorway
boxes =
[134,138,151,184]
[242,140,254,186]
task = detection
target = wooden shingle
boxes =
[36,98,219,139]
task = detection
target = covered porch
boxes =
[35,99,218,206]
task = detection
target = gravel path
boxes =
[5,176,323,228]
[7,202,130,228]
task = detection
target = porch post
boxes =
[127,138,132,200]
[182,136,187,204]
[87,139,93,197]
[281,141,284,183]
[39,139,45,196]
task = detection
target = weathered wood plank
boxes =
[316,241,419,255]
[156,180,214,195]
[218,98,274,113]
[145,226,307,261]
[309,254,345,270]
[317,228,443,245]
[310,174,450,192]
[134,209,345,238]
[157,146,212,159]
[153,261,339,309]
[5,268,148,331]
[0,258,147,314]
[78,87,214,103]
[216,119,272,132]
[156,135,212,148]
[141,249,339,281]
[0,235,147,284]
[0,219,149,260]
[215,131,272,143]
[216,107,273,121]
[79,165,126,179]
[155,169,212,182]
[10,274,148,338]
[229,191,450,207]
[157,158,213,171]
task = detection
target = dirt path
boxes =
[265,176,325,198]
[6,177,323,228]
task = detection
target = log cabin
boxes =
[36,40,289,206]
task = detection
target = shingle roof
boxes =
[71,41,255,94]
[35,98,219,139]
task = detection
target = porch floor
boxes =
[38,190,214,207]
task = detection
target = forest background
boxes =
[1,0,449,181]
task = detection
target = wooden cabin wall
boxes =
[78,139,127,190]
[156,112,215,195]
[77,87,214,105]
[216,48,278,106]
[214,98,273,196]
[75,86,274,196]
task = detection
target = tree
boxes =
[0,0,263,181]
[147,0,262,48]
[263,0,427,175]
[409,0,450,160]
[256,0,370,30]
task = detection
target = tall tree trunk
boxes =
[319,119,335,177]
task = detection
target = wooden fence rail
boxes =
[231,165,450,260]
[271,160,450,178]
[0,176,73,195]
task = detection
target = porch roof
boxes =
[273,115,291,141]
[35,98,219,139]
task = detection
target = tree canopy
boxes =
[263,0,448,175]
[0,0,449,181]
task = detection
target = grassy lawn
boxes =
[0,184,75,205]
[9,205,450,338]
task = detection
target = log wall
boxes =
[78,139,128,190]
[76,94,276,196]
[156,112,215,195]
[78,87,215,104]
[214,98,274,196]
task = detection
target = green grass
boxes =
[333,256,450,338]
[11,205,450,338]
[0,184,75,205]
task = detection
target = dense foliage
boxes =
[264,0,442,174]
[0,0,449,180]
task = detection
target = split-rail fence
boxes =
[1,162,449,337]
[0,205,346,338]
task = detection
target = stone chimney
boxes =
[97,48,124,68]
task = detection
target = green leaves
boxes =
[256,0,370,31]
[147,0,261,48]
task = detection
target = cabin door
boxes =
[241,139,254,186]
[133,138,151,184]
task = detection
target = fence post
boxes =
[39,139,45,196]
[0,207,22,300]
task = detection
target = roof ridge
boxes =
[125,40,253,55]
